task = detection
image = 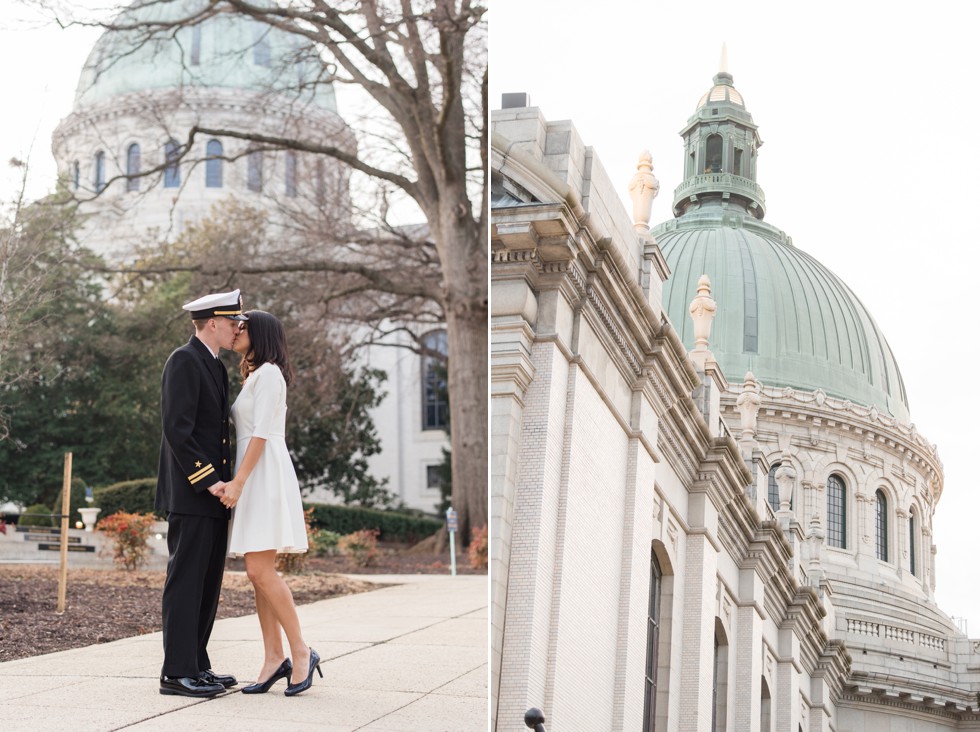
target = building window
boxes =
[767,462,781,512]
[712,624,729,732]
[734,148,743,177]
[72,160,80,191]
[760,678,771,732]
[705,134,723,173]
[205,139,223,188]
[285,150,298,197]
[425,465,441,492]
[253,22,271,67]
[190,23,202,65]
[164,139,180,188]
[421,329,448,431]
[315,158,326,205]
[909,508,917,576]
[827,474,846,549]
[247,150,263,192]
[126,143,140,192]
[642,552,662,732]
[875,490,888,561]
[94,151,106,192]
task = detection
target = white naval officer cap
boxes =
[182,289,248,321]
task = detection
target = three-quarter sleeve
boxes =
[250,364,286,439]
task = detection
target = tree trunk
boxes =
[437,206,488,547]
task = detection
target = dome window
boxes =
[164,139,181,188]
[875,490,888,561]
[285,151,297,197]
[206,140,223,188]
[826,474,846,549]
[247,151,263,192]
[253,23,271,68]
[190,24,202,66]
[72,161,80,191]
[734,148,743,177]
[94,151,106,193]
[705,134,722,173]
[909,507,917,576]
[766,462,791,512]
[126,143,140,192]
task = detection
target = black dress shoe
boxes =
[241,659,292,694]
[200,669,238,688]
[284,648,322,697]
[160,675,225,697]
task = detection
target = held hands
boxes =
[209,479,243,509]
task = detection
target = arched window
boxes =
[205,139,223,188]
[421,330,448,430]
[190,24,202,65]
[642,551,662,732]
[164,139,180,188]
[712,623,729,731]
[94,151,106,192]
[126,143,140,192]
[909,507,917,576]
[72,160,80,191]
[826,474,847,549]
[767,462,781,512]
[247,150,263,192]
[760,678,772,732]
[705,134,723,173]
[285,150,297,197]
[875,490,888,561]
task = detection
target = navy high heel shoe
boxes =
[284,648,322,697]
[241,658,292,694]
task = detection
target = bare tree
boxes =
[46,0,488,541]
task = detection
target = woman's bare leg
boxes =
[252,583,288,681]
[244,550,311,684]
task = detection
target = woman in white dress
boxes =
[217,310,322,697]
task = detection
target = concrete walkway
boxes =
[0,574,488,731]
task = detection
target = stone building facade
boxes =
[491,70,980,730]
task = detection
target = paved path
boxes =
[0,574,487,731]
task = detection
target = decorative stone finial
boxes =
[628,150,660,232]
[720,43,729,74]
[689,275,717,363]
[774,460,796,513]
[735,371,762,439]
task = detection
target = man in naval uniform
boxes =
[156,289,247,697]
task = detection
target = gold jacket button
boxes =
[222,459,227,464]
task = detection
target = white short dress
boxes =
[227,362,308,557]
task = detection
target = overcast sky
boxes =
[491,0,980,634]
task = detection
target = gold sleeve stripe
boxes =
[189,466,216,485]
[188,464,214,481]
[213,309,242,315]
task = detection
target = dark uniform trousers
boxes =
[156,336,233,678]
[161,514,228,677]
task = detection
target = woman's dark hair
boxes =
[239,310,294,386]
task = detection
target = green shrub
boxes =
[305,503,440,544]
[19,504,55,527]
[311,529,342,556]
[93,479,162,519]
